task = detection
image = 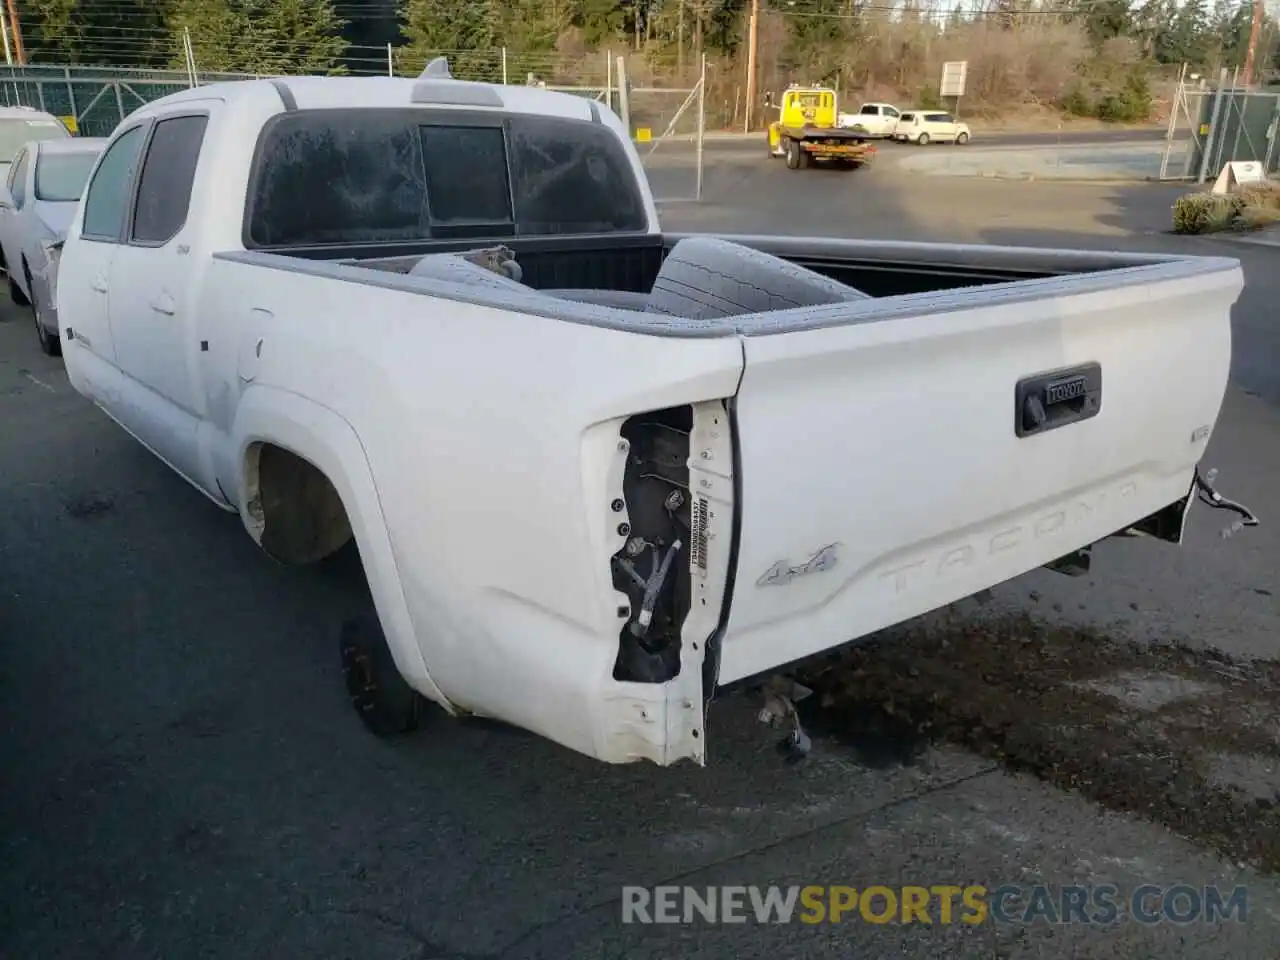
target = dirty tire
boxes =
[785,139,799,169]
[646,236,871,322]
[9,274,29,307]
[956,131,969,145]
[917,132,930,145]
[339,613,422,738]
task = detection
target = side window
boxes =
[248,113,426,247]
[859,105,878,115]
[132,114,208,245]
[82,124,147,240]
[886,108,900,118]
[9,149,27,206]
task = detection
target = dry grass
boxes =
[1172,181,1280,235]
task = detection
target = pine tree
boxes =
[23,0,170,67]
[397,0,502,80]
[167,0,348,76]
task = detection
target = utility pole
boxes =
[1243,0,1264,87]
[743,0,759,132]
[4,0,23,66]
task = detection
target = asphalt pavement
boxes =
[2,162,1279,959]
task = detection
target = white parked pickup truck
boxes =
[55,62,1256,768]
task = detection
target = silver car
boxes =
[0,105,71,175]
[0,136,107,356]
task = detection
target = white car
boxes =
[837,102,901,138]
[0,105,72,173]
[894,110,971,145]
[0,136,107,355]
[52,64,1254,769]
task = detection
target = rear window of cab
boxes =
[244,109,649,248]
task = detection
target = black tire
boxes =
[798,144,811,169]
[646,236,871,321]
[27,267,59,357]
[785,139,799,169]
[956,132,969,145]
[917,132,930,145]
[9,273,29,307]
[339,612,422,737]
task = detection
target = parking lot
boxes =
[3,154,1280,958]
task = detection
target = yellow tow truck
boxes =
[766,85,876,171]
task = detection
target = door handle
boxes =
[90,275,107,293]
[151,292,176,316]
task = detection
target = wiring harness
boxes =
[1194,467,1259,538]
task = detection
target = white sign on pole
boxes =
[940,61,968,98]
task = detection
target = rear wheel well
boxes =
[243,442,353,565]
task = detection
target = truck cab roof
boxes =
[130,75,611,125]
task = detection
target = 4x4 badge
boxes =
[757,543,841,587]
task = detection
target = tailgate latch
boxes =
[1015,362,1102,438]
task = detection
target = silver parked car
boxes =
[0,105,71,173]
[0,136,107,356]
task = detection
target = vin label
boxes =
[690,497,709,571]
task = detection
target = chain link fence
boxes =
[0,65,252,137]
[1160,64,1280,182]
[617,56,707,203]
[0,52,707,200]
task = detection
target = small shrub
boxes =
[1094,72,1152,123]
[1059,85,1093,117]
[1173,192,1243,234]
[1236,180,1280,212]
[1203,197,1241,232]
[1237,204,1280,231]
[916,86,943,110]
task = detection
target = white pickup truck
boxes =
[55,63,1255,768]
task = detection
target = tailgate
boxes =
[717,263,1242,684]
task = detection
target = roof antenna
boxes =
[420,57,451,80]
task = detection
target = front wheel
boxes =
[9,273,28,307]
[956,132,970,145]
[339,612,423,737]
[916,132,930,146]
